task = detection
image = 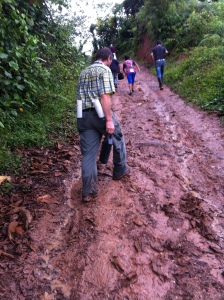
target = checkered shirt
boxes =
[77,61,115,109]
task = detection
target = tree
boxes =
[123,0,144,17]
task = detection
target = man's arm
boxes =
[100,94,115,134]
[123,63,126,73]
[151,52,154,63]
[135,62,140,72]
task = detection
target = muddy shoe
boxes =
[82,195,92,203]
[92,189,99,197]
[113,166,130,180]
[82,190,99,203]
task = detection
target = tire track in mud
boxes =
[5,67,224,299]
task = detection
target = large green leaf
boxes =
[9,61,19,71]
[0,53,8,59]
[15,84,25,90]
[4,71,12,78]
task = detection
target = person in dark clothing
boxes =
[151,40,168,90]
[110,44,117,59]
[110,58,120,88]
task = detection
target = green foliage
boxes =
[199,34,224,47]
[0,77,78,173]
[0,148,23,175]
[116,16,136,57]
[90,1,140,59]
[0,0,85,127]
[94,16,119,49]
[184,9,213,47]
[165,46,224,111]
[0,0,87,174]
[137,0,183,39]
[0,0,50,125]
[123,0,144,17]
[0,180,14,196]
[136,0,224,53]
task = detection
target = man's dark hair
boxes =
[156,40,162,45]
[96,47,113,61]
[125,55,130,60]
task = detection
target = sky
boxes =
[70,0,124,19]
[68,0,124,54]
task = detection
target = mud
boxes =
[1,67,224,300]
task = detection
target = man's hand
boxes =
[100,94,115,134]
[106,120,115,134]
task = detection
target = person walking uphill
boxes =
[110,44,117,59]
[123,55,140,96]
[76,47,130,203]
[110,57,120,88]
[151,40,169,90]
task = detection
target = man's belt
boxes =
[83,107,95,112]
[156,59,165,61]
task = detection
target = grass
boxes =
[0,79,78,174]
[165,46,224,112]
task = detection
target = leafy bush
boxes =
[199,34,224,47]
[0,148,23,175]
[0,0,50,126]
[166,46,224,112]
[0,78,78,173]
[0,0,86,174]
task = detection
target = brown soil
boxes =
[136,35,154,65]
[1,67,224,300]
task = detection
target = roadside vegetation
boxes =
[92,0,224,112]
[165,46,224,112]
[0,0,86,173]
[0,0,224,174]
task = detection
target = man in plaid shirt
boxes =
[77,47,130,203]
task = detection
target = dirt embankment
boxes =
[136,34,154,65]
[1,67,224,300]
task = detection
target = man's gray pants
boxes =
[77,110,127,197]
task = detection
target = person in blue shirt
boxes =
[151,40,169,90]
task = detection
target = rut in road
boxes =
[1,67,224,300]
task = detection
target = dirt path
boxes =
[1,67,224,300]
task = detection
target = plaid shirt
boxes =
[77,61,115,109]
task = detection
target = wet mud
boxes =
[1,67,224,299]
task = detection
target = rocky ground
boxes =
[0,67,224,300]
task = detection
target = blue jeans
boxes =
[77,110,127,197]
[155,60,166,79]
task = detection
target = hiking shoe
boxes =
[128,92,132,96]
[82,190,99,203]
[113,166,130,180]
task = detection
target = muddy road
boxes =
[1,67,224,300]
